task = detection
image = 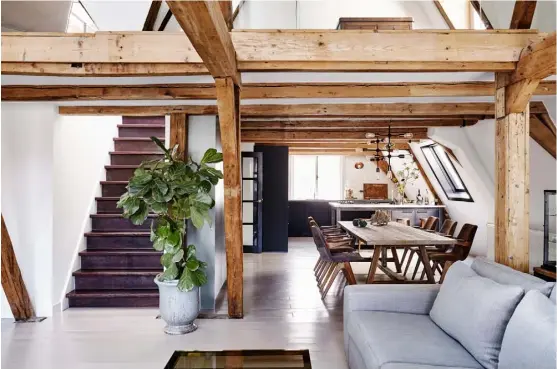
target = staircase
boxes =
[66,116,166,308]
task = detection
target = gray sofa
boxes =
[344,258,556,369]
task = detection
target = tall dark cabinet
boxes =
[254,145,289,252]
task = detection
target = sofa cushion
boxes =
[498,290,556,369]
[429,261,524,369]
[472,257,554,296]
[382,365,481,369]
[345,310,482,369]
[550,284,556,303]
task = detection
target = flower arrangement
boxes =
[396,162,420,200]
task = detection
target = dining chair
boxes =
[308,217,354,278]
[310,225,371,299]
[421,223,478,283]
[400,216,439,267]
[404,218,456,279]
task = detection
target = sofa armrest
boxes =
[344,284,440,315]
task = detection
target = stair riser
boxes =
[81,254,162,270]
[118,126,165,138]
[92,217,153,232]
[102,183,128,197]
[106,168,136,181]
[122,116,165,125]
[69,295,159,308]
[87,236,153,250]
[75,274,158,290]
[97,199,121,213]
[111,154,164,166]
[114,140,165,152]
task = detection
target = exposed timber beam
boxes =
[143,1,162,31]
[57,102,548,117]
[506,32,556,113]
[241,128,428,142]
[5,81,556,101]
[433,1,455,30]
[167,1,239,83]
[470,1,493,29]
[231,0,246,24]
[241,119,476,130]
[289,149,368,156]
[158,10,172,31]
[1,30,545,74]
[530,114,556,159]
[510,1,537,29]
[495,72,530,273]
[219,1,233,30]
[169,113,188,160]
[1,215,35,321]
[266,142,411,150]
[215,77,243,318]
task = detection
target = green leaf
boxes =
[160,253,174,268]
[186,258,199,271]
[161,263,179,281]
[177,268,195,292]
[151,136,170,156]
[193,192,213,206]
[200,148,223,164]
[191,269,208,286]
[199,180,212,193]
[151,202,168,213]
[186,244,196,259]
[130,203,149,225]
[154,178,168,195]
[167,231,182,247]
[190,207,205,229]
[172,249,184,263]
[153,237,165,251]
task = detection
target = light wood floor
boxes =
[2,238,356,369]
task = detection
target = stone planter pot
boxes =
[155,275,199,335]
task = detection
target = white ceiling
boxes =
[81,0,151,31]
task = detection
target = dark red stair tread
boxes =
[114,137,165,141]
[117,124,165,128]
[100,181,129,185]
[85,231,150,237]
[90,214,156,218]
[109,151,164,155]
[67,289,159,297]
[79,250,161,255]
[73,269,161,276]
[105,165,141,169]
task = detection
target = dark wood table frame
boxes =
[338,221,457,284]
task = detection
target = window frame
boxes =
[289,155,343,200]
[421,143,474,202]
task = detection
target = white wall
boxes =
[234,1,297,29]
[343,156,396,200]
[1,103,57,318]
[53,116,119,309]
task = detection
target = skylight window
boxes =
[421,143,473,202]
[66,0,97,33]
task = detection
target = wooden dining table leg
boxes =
[366,245,382,284]
[418,246,436,283]
[391,247,402,273]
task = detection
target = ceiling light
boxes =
[403,133,414,139]
[365,132,376,139]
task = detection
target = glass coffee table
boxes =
[164,349,312,368]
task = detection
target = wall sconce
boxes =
[354,162,364,169]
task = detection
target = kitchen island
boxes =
[329,201,446,230]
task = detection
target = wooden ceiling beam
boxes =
[57,102,548,117]
[167,1,239,83]
[1,30,545,74]
[265,142,411,150]
[433,1,455,30]
[530,114,556,158]
[241,128,428,142]
[241,119,475,130]
[143,1,162,31]
[510,1,537,29]
[470,1,493,29]
[3,81,555,101]
[506,32,556,113]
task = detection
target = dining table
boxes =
[337,220,457,284]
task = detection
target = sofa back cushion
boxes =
[550,284,556,303]
[429,262,524,369]
[472,257,554,296]
[498,290,556,369]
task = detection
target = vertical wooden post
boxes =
[215,77,243,318]
[494,73,530,272]
[219,1,233,30]
[169,113,188,160]
[1,215,35,320]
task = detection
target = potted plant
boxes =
[117,137,223,335]
[395,162,420,204]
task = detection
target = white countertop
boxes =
[329,202,445,209]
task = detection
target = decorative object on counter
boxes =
[424,189,430,205]
[344,188,356,200]
[370,210,390,226]
[416,189,424,205]
[396,162,420,204]
[352,218,368,228]
[354,162,364,169]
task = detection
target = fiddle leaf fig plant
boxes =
[117,137,223,292]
